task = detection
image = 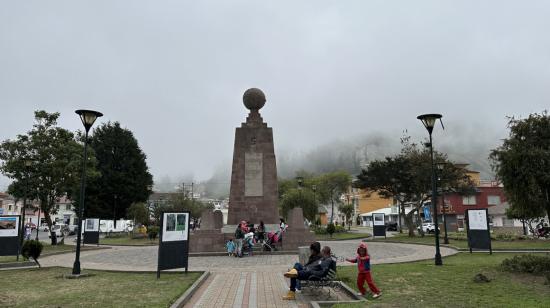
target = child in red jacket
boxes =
[346,242,381,298]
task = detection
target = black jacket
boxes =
[305,256,335,278]
[304,254,322,269]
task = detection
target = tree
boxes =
[356,137,475,237]
[151,194,211,225]
[339,203,354,230]
[279,188,318,221]
[0,111,95,245]
[127,202,149,226]
[77,122,153,226]
[316,171,352,224]
[490,111,550,221]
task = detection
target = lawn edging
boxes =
[170,271,210,308]
[310,280,367,308]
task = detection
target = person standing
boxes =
[234,224,245,257]
[346,242,381,298]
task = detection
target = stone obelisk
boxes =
[227,88,279,224]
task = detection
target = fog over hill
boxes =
[202,124,504,198]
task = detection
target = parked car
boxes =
[40,224,49,232]
[385,222,398,231]
[418,222,439,234]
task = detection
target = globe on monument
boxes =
[243,88,266,110]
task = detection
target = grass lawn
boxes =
[316,232,371,241]
[335,253,550,307]
[99,235,158,246]
[0,267,201,307]
[370,234,550,250]
[0,244,91,264]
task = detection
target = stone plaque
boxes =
[245,152,263,196]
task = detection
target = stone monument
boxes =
[190,88,315,252]
[227,88,279,224]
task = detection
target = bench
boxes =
[299,259,340,297]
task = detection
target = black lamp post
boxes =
[18,159,33,256]
[436,162,450,245]
[72,109,103,276]
[417,113,443,266]
[296,176,304,199]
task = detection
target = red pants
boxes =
[357,271,380,295]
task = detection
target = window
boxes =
[65,204,71,211]
[488,195,500,205]
[502,217,514,227]
[462,195,477,205]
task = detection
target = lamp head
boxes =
[75,109,103,133]
[417,114,443,135]
[296,176,304,187]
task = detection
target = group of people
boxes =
[282,241,381,300]
[226,218,288,257]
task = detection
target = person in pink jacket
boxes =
[346,242,381,298]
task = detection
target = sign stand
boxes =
[157,211,190,279]
[83,218,100,246]
[0,215,21,260]
[372,213,386,238]
[466,209,492,254]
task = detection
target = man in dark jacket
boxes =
[282,246,334,300]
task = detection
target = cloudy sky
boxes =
[1,1,549,190]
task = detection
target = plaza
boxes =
[2,1,550,307]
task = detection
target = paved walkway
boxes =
[40,240,457,307]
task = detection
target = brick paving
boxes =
[40,240,457,307]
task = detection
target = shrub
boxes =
[501,254,550,275]
[334,225,346,233]
[311,226,327,235]
[326,223,336,236]
[132,233,147,239]
[147,226,159,240]
[494,233,515,241]
[21,240,43,267]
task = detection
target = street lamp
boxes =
[72,109,103,276]
[436,162,450,245]
[296,176,304,199]
[417,113,443,266]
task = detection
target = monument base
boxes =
[190,208,316,253]
[189,230,226,253]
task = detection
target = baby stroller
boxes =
[243,232,256,256]
[263,230,284,251]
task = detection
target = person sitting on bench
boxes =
[282,245,334,300]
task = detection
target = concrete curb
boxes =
[41,246,112,257]
[189,250,299,257]
[309,280,367,308]
[0,261,36,269]
[0,246,109,270]
[170,271,210,308]
[364,239,462,250]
